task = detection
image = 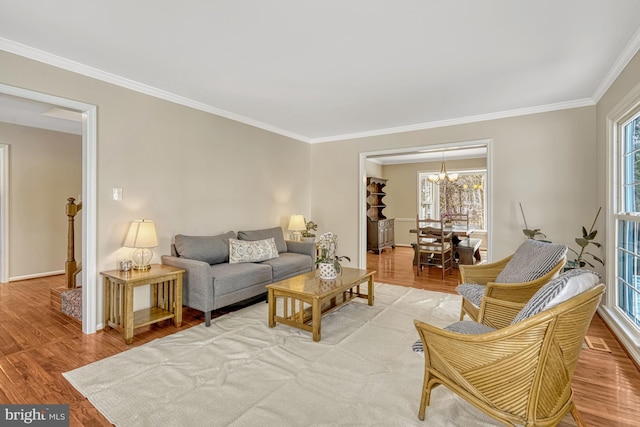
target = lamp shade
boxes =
[123,220,158,248]
[288,215,306,231]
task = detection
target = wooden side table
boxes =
[101,264,184,344]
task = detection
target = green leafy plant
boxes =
[301,220,317,238]
[519,202,547,240]
[567,207,604,269]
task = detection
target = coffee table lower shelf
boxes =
[266,268,375,342]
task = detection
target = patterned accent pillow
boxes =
[456,284,486,307]
[511,269,601,324]
[495,239,567,284]
[229,238,279,264]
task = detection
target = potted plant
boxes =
[519,202,548,241]
[301,219,317,243]
[566,207,605,269]
[315,232,351,279]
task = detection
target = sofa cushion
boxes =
[210,262,273,297]
[237,227,288,253]
[229,238,279,264]
[174,232,236,264]
[261,252,313,281]
[495,239,567,284]
[511,269,601,324]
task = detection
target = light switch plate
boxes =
[112,187,123,201]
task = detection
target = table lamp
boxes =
[123,219,158,270]
[288,214,306,241]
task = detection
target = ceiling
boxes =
[1,1,640,143]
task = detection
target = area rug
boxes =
[63,283,573,426]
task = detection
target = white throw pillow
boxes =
[511,269,600,324]
[229,238,279,264]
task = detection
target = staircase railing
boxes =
[66,197,82,289]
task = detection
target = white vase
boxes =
[318,262,337,279]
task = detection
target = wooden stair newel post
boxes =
[66,197,82,289]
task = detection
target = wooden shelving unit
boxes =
[366,177,395,254]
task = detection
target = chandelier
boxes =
[427,153,458,183]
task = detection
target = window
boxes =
[616,110,640,328]
[418,170,487,230]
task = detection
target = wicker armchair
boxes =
[414,283,605,426]
[458,240,567,328]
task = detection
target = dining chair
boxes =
[448,212,469,229]
[416,216,453,279]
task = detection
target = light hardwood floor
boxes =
[0,248,638,426]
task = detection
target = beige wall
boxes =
[382,157,487,246]
[0,50,311,324]
[0,122,81,278]
[312,107,597,268]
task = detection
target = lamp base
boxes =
[132,248,153,271]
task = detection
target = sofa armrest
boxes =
[286,240,316,262]
[161,255,214,313]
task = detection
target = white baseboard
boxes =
[10,269,65,282]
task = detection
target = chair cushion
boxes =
[412,321,496,355]
[444,321,497,334]
[174,231,236,264]
[495,239,567,283]
[511,269,601,324]
[229,238,279,264]
[455,283,486,307]
[237,227,288,253]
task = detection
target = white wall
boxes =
[0,50,312,326]
[0,122,81,279]
[311,108,598,269]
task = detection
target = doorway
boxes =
[358,139,492,270]
[0,83,98,334]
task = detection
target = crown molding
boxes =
[0,38,311,143]
[592,25,640,103]
[0,36,615,145]
[309,98,596,144]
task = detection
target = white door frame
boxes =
[0,144,8,284]
[0,83,98,335]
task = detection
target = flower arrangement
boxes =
[301,220,317,238]
[315,232,351,276]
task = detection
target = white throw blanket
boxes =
[63,283,574,426]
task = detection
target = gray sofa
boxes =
[161,227,315,326]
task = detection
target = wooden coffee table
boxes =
[266,267,375,341]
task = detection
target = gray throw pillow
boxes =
[511,269,601,324]
[237,227,288,253]
[174,231,236,264]
[495,239,567,284]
